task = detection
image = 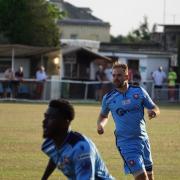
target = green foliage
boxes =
[111,16,151,43]
[0,0,64,46]
[177,38,180,82]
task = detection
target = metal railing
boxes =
[0,78,180,102]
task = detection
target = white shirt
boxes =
[104,68,113,81]
[152,70,166,86]
[36,70,47,81]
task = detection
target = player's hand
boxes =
[97,124,104,135]
[147,110,156,120]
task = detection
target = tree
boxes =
[177,38,180,83]
[0,0,64,47]
[111,16,152,43]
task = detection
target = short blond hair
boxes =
[112,62,128,74]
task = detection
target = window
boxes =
[64,63,77,78]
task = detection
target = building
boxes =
[50,0,110,42]
[99,42,172,82]
[151,24,180,53]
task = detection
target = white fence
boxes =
[0,79,180,102]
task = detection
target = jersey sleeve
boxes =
[100,94,110,116]
[141,87,156,109]
[73,141,95,180]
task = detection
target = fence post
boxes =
[84,82,88,100]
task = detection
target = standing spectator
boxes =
[104,63,113,82]
[3,67,15,98]
[36,65,47,81]
[152,66,166,100]
[15,65,24,80]
[104,63,113,91]
[168,67,177,101]
[97,63,160,180]
[95,65,106,101]
[133,69,141,86]
[14,65,24,98]
[128,68,133,84]
[35,65,48,99]
[41,99,114,180]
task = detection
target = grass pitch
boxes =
[0,102,180,180]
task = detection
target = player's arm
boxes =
[41,158,56,180]
[97,113,109,135]
[74,143,95,180]
[147,105,160,120]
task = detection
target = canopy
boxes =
[0,44,60,57]
[0,44,60,70]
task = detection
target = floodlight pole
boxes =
[163,0,166,24]
[12,48,15,71]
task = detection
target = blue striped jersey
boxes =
[42,131,114,180]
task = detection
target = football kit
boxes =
[42,131,114,180]
[101,85,155,174]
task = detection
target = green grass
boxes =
[0,102,180,180]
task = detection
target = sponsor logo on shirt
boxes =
[122,99,131,105]
[116,108,126,116]
[133,94,139,99]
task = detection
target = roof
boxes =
[62,1,101,21]
[62,46,112,62]
[51,0,110,26]
[158,24,180,27]
[100,42,163,52]
[59,19,110,27]
[99,42,173,57]
[0,44,60,57]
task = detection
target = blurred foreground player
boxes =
[41,99,114,180]
[97,63,160,180]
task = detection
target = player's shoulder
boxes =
[129,85,147,95]
[68,132,93,155]
[129,84,145,91]
[104,89,117,100]
[67,131,87,147]
[41,138,54,152]
[129,84,141,88]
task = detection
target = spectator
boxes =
[95,65,106,101]
[152,66,166,100]
[104,63,113,82]
[14,65,24,98]
[132,69,141,86]
[36,65,47,81]
[168,67,177,101]
[104,63,113,92]
[4,67,14,80]
[128,68,133,84]
[35,65,48,99]
[15,65,24,80]
[3,67,15,98]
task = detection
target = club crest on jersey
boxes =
[57,156,70,169]
[122,99,131,105]
[133,94,139,99]
[128,160,135,166]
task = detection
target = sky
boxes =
[66,0,180,36]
